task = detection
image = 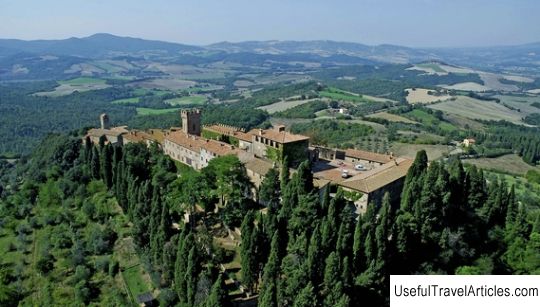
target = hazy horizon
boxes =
[1,0,540,48]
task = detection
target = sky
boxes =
[1,0,539,47]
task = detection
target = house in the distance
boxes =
[462,138,476,147]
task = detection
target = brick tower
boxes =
[181,109,201,136]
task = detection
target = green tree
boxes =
[206,274,229,307]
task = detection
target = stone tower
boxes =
[100,113,110,130]
[181,109,201,136]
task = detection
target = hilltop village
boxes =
[86,109,412,213]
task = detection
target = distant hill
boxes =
[0,33,202,58]
[207,40,437,64]
[1,33,539,75]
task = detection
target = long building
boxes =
[85,110,413,214]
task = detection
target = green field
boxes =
[111,97,140,104]
[416,63,446,73]
[122,265,151,300]
[404,109,457,132]
[428,96,523,124]
[136,107,181,115]
[165,95,207,106]
[319,87,372,103]
[59,77,107,86]
[132,88,172,96]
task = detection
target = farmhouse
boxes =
[463,138,476,147]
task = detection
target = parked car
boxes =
[355,164,366,171]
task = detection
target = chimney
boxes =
[258,129,263,136]
[277,125,286,132]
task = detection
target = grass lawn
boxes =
[111,97,140,104]
[165,95,207,106]
[122,265,151,300]
[59,77,106,86]
[136,107,181,115]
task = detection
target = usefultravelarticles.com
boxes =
[394,284,537,297]
[390,275,540,307]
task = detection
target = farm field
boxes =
[403,109,457,132]
[130,78,197,90]
[462,154,540,176]
[494,94,540,116]
[258,98,320,114]
[165,95,207,106]
[136,107,181,115]
[319,87,374,103]
[428,96,524,124]
[390,143,451,160]
[405,88,452,104]
[111,97,140,104]
[442,82,491,92]
[367,112,418,124]
[34,77,110,96]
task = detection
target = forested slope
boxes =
[0,134,538,306]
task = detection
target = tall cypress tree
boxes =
[240,212,256,292]
[101,144,113,187]
[206,274,229,307]
[90,146,101,180]
[258,232,280,307]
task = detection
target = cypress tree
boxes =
[293,282,317,307]
[186,245,199,307]
[240,212,256,292]
[206,274,229,307]
[102,144,113,188]
[258,232,280,307]
[90,146,101,180]
[259,168,281,209]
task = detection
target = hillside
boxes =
[0,33,202,58]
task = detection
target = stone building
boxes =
[247,125,310,166]
[84,113,127,146]
[344,149,393,169]
[339,157,412,213]
[181,109,201,136]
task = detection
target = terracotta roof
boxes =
[247,127,309,144]
[204,124,252,142]
[345,149,393,164]
[245,158,274,176]
[123,130,164,144]
[111,126,129,133]
[201,139,238,156]
[340,157,413,193]
[313,168,347,184]
[165,130,206,152]
[86,128,124,137]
